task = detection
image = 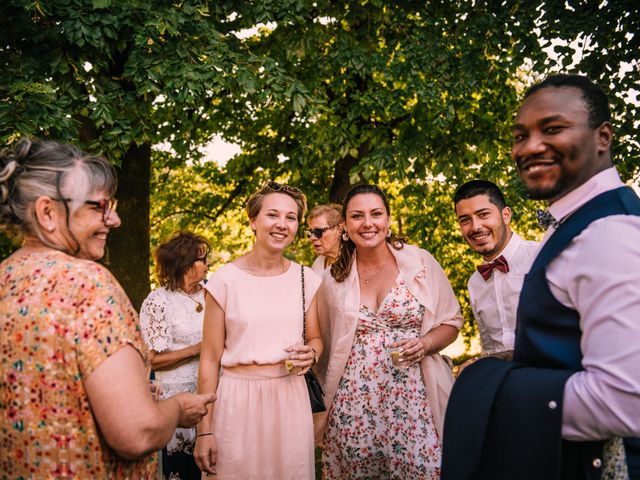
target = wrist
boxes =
[422,335,434,355]
[310,347,318,366]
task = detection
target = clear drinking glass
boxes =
[282,339,302,374]
[390,334,410,369]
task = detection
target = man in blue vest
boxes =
[442,74,640,479]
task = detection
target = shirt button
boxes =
[548,400,557,410]
[592,458,602,468]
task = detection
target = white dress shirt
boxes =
[468,232,539,354]
[542,167,640,441]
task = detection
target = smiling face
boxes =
[511,86,613,204]
[344,193,391,251]
[455,194,512,261]
[59,190,121,261]
[250,192,299,252]
[308,213,341,258]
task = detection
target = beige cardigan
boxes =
[314,243,464,443]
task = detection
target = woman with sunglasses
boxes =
[195,181,322,479]
[0,139,214,479]
[306,203,343,274]
[140,231,211,479]
[315,184,463,479]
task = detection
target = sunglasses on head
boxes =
[305,224,339,239]
[264,180,303,195]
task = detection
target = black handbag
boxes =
[301,265,327,413]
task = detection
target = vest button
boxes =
[548,400,557,409]
[592,458,602,468]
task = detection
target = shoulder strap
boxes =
[301,264,306,342]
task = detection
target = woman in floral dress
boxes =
[316,184,464,479]
[140,231,211,479]
[0,139,214,479]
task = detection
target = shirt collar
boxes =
[547,167,623,223]
[482,231,521,265]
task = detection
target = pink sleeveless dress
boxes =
[204,262,321,480]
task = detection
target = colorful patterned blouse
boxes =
[0,249,157,479]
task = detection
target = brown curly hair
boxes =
[154,231,211,291]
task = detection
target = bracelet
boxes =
[310,347,318,366]
[197,432,213,437]
[423,335,434,354]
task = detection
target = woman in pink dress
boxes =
[315,184,464,479]
[194,181,323,479]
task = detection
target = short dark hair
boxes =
[154,231,211,291]
[524,74,610,128]
[453,180,507,210]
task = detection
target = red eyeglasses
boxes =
[58,197,118,222]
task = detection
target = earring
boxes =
[386,229,391,238]
[342,232,349,241]
[47,225,54,232]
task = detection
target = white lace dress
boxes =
[139,287,203,455]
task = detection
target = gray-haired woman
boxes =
[0,139,214,479]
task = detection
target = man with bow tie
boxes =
[453,180,539,361]
[442,75,640,480]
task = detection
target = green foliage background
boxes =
[2,1,639,346]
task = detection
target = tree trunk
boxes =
[106,142,151,311]
[328,141,369,203]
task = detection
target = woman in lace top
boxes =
[140,231,211,480]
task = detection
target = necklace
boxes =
[358,255,391,284]
[177,288,203,313]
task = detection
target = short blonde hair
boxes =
[308,203,342,226]
[246,181,307,222]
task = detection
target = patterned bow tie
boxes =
[477,255,509,281]
[536,209,560,230]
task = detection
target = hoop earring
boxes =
[386,229,391,238]
[342,232,349,241]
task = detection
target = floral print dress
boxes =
[0,250,156,479]
[323,276,442,479]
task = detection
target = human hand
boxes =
[172,392,216,428]
[284,344,315,375]
[149,379,162,402]
[391,337,426,367]
[190,342,202,357]
[194,434,217,474]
